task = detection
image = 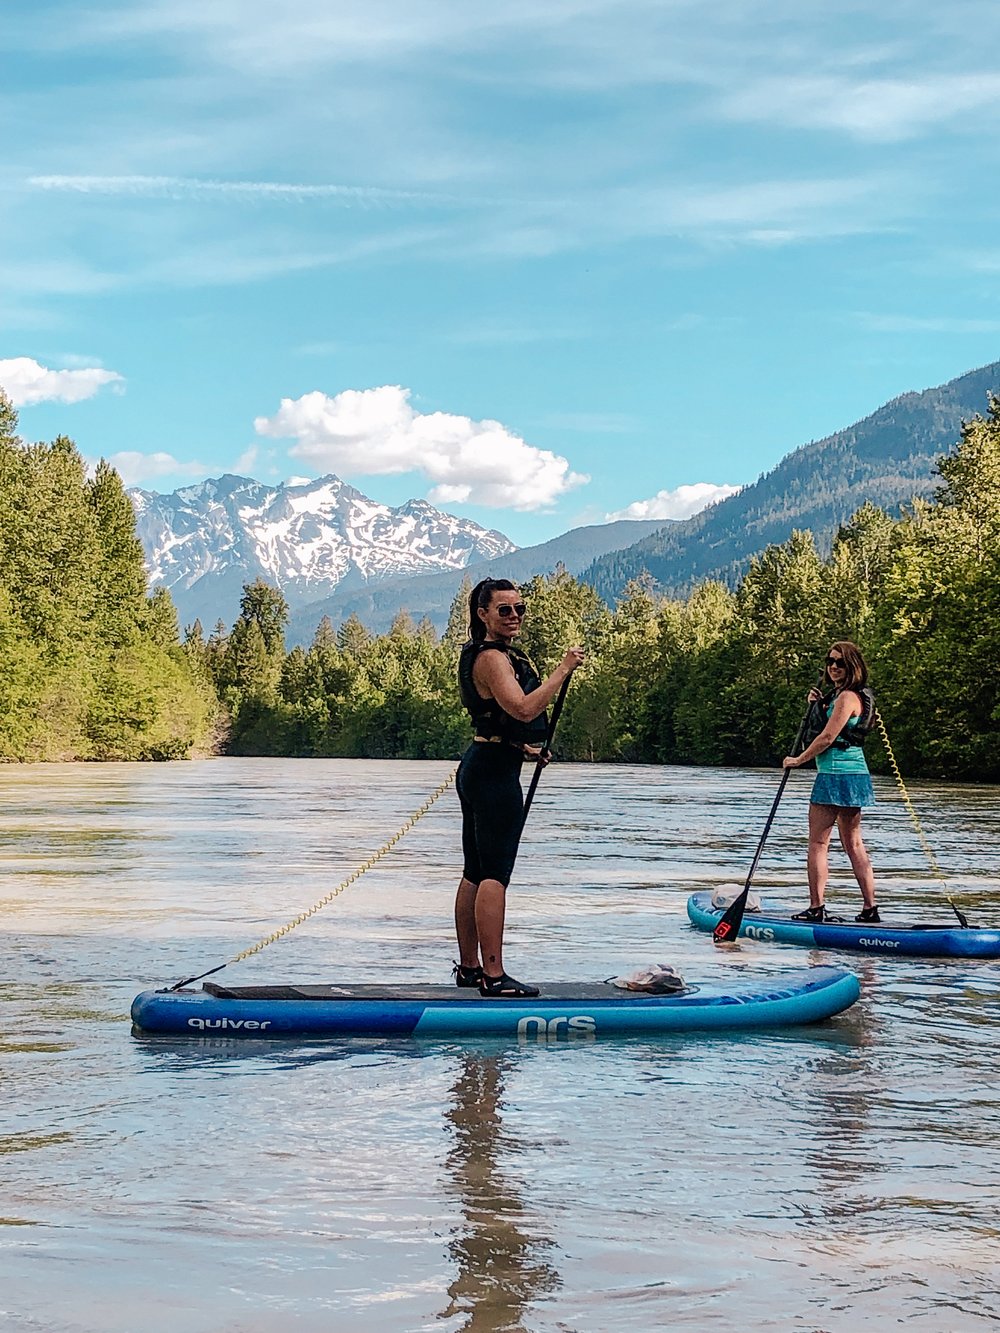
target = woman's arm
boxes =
[783,691,861,768]
[474,647,584,722]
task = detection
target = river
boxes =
[2,759,999,1332]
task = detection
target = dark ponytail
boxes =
[468,577,518,642]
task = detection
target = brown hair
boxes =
[827,640,868,691]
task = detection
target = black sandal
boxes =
[479,971,540,998]
[856,906,881,923]
[792,905,826,922]
[453,961,483,988]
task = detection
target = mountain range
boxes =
[282,516,667,644]
[583,357,1000,604]
[130,472,664,637]
[129,357,1000,643]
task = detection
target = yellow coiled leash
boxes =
[874,713,969,927]
[169,768,457,991]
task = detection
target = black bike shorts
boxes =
[456,741,525,888]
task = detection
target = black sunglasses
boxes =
[826,655,845,667]
[496,602,527,619]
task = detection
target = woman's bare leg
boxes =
[474,878,507,977]
[454,877,481,968]
[807,804,839,906]
[837,809,877,909]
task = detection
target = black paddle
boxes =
[521,671,572,828]
[713,680,822,944]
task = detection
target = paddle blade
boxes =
[713,892,747,944]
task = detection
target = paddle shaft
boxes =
[521,671,572,828]
[713,682,821,944]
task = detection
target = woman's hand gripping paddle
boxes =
[713,678,823,944]
[521,672,572,830]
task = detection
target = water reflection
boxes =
[800,962,883,1202]
[4,759,1000,1333]
[441,1053,560,1332]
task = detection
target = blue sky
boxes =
[3,0,1000,546]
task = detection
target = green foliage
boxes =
[0,396,216,762]
[444,575,473,649]
[516,564,608,676]
[88,459,149,646]
[868,397,1000,778]
[237,577,289,655]
[583,360,1000,606]
[4,386,999,780]
[180,405,1000,778]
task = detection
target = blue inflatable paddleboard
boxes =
[687,892,1000,958]
[131,967,860,1039]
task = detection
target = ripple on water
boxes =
[1,758,1000,1332]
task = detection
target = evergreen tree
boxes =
[559,578,659,761]
[0,399,216,759]
[337,612,371,659]
[0,390,23,582]
[724,530,829,762]
[871,399,1000,778]
[237,577,289,656]
[87,458,149,646]
[145,586,181,649]
[444,575,473,649]
[312,614,336,649]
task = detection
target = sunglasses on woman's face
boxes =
[496,602,527,619]
[826,655,845,667]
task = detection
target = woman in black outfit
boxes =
[454,578,585,997]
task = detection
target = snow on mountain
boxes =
[128,473,517,628]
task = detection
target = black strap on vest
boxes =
[803,686,876,749]
[458,640,548,745]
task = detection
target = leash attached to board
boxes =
[168,769,457,990]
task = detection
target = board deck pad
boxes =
[202,981,687,1002]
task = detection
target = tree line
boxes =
[3,389,998,779]
[0,394,219,760]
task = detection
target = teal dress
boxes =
[810,704,875,809]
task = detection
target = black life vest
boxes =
[458,640,549,745]
[803,686,877,750]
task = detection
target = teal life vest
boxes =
[458,640,549,745]
[804,686,876,750]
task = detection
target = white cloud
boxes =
[0,356,124,406]
[105,451,206,485]
[255,385,589,510]
[717,72,1000,143]
[29,174,444,207]
[235,445,260,474]
[966,251,1000,274]
[615,175,891,240]
[607,482,741,522]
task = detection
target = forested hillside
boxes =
[4,390,998,781]
[583,358,1000,604]
[0,394,219,761]
[191,397,1000,781]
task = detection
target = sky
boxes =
[3,0,1000,546]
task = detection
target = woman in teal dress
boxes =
[782,641,880,924]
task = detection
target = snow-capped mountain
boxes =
[129,473,517,630]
